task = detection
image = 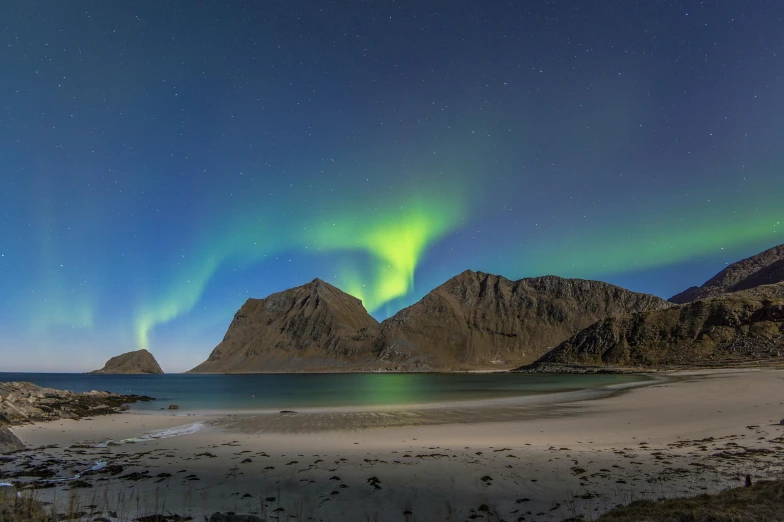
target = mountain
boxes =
[670,244,784,304]
[524,283,784,371]
[189,272,669,373]
[373,271,672,370]
[90,349,164,374]
[189,278,380,373]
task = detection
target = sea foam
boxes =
[38,460,108,483]
[94,421,205,448]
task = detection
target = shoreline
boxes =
[2,368,783,521]
[103,368,764,420]
[126,372,663,418]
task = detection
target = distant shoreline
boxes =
[132,373,662,419]
[0,372,652,417]
[5,360,784,375]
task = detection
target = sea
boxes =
[0,373,649,413]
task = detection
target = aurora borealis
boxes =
[1,2,782,372]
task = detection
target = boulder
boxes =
[0,427,25,454]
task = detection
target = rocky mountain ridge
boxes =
[189,272,670,373]
[189,243,784,374]
[521,282,784,371]
[374,271,671,370]
[670,243,784,304]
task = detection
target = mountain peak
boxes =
[375,271,669,369]
[189,277,379,373]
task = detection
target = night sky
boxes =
[2,2,782,372]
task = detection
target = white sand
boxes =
[4,369,784,521]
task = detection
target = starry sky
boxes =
[2,1,782,372]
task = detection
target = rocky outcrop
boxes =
[189,279,380,373]
[671,244,784,304]
[90,349,164,374]
[374,271,672,370]
[523,282,784,370]
[0,382,154,426]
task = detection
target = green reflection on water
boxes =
[354,373,420,406]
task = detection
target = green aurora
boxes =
[132,191,466,349]
[130,189,784,351]
[522,198,783,280]
[5,1,784,374]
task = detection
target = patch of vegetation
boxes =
[581,479,784,522]
[0,491,53,522]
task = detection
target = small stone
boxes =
[168,404,179,410]
[209,513,264,522]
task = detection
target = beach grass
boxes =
[581,478,784,522]
[0,489,53,522]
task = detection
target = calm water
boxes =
[0,373,648,412]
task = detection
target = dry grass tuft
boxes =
[585,479,784,522]
[0,489,55,522]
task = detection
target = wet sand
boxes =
[3,369,783,521]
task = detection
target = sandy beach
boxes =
[3,369,783,521]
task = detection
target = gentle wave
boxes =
[39,460,108,483]
[94,421,205,448]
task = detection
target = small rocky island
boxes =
[90,348,164,374]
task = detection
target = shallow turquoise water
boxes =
[0,372,648,412]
